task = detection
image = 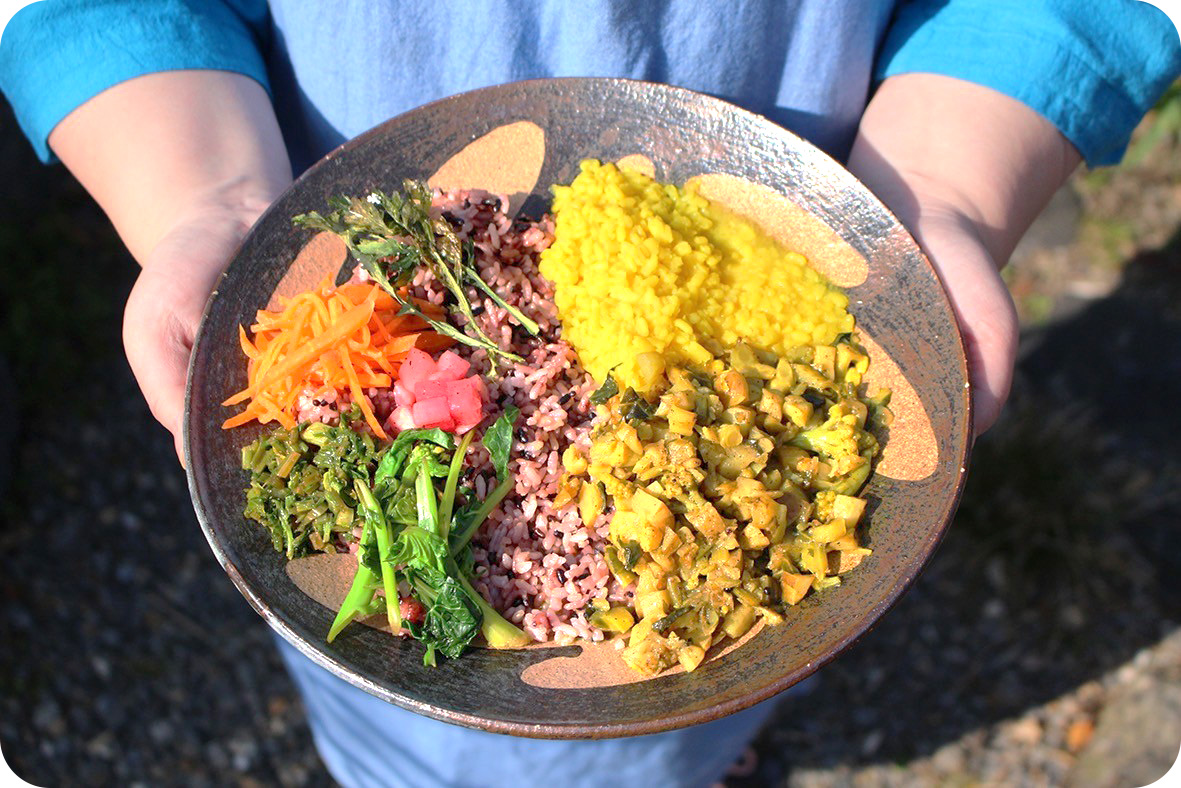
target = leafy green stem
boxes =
[355,478,402,634]
[439,429,475,537]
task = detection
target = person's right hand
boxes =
[47,70,292,462]
[123,200,274,460]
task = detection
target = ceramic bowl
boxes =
[185,78,972,738]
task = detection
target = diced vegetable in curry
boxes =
[560,338,892,675]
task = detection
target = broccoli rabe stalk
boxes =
[328,513,384,642]
[452,568,531,649]
[355,478,403,634]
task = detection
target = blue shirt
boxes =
[2,1,1179,169]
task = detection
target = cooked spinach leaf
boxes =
[589,372,619,405]
[482,405,519,480]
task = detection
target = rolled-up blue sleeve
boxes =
[0,0,270,163]
[877,0,1181,166]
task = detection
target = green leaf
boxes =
[619,389,656,423]
[387,525,449,575]
[383,482,420,527]
[406,575,482,662]
[375,428,454,488]
[482,405,519,481]
[590,372,619,405]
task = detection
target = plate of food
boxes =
[185,77,971,738]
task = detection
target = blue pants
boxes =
[276,637,786,788]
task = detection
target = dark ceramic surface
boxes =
[185,78,972,738]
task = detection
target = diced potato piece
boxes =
[590,606,635,633]
[748,496,778,532]
[631,488,673,529]
[666,366,694,390]
[830,547,872,575]
[649,550,676,573]
[779,572,814,605]
[783,395,814,427]
[618,423,644,455]
[827,533,860,552]
[678,644,707,672]
[812,344,836,380]
[836,342,869,386]
[634,352,666,390]
[551,475,582,509]
[808,518,848,543]
[831,494,867,525]
[717,444,760,477]
[721,604,758,639]
[562,445,589,475]
[715,369,750,407]
[758,387,785,422]
[628,614,656,647]
[658,525,683,556]
[579,481,605,527]
[636,590,670,620]
[769,358,795,392]
[717,423,743,448]
[621,631,675,675]
[738,524,771,550]
[757,605,786,625]
[635,565,665,593]
[609,510,639,544]
[666,406,697,435]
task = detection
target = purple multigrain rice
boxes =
[343,187,628,644]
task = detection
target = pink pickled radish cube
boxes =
[445,380,484,426]
[412,397,454,430]
[468,375,490,403]
[390,405,416,432]
[393,381,415,408]
[398,348,436,390]
[412,377,450,401]
[434,350,471,381]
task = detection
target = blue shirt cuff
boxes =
[877,0,1181,166]
[0,0,270,163]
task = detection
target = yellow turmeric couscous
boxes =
[539,159,854,392]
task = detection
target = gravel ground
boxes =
[2,93,1179,787]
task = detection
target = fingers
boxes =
[122,268,198,461]
[907,212,1019,436]
[122,211,256,463]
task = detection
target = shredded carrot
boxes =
[221,278,454,433]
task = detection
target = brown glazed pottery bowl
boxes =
[185,78,972,738]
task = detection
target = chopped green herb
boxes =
[590,372,619,405]
[293,181,538,366]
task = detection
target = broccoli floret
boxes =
[789,410,861,461]
[813,490,837,523]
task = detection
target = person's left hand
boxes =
[848,74,1080,436]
